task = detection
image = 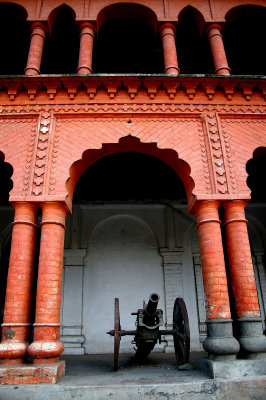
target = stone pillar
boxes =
[77,22,96,74]
[0,203,37,365]
[193,201,239,360]
[25,22,47,76]
[28,202,68,364]
[206,24,230,75]
[223,200,266,358]
[159,23,180,74]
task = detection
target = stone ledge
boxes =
[201,357,266,379]
[0,360,65,384]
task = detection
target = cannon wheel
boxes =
[114,297,121,371]
[173,298,190,365]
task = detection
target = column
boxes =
[0,202,37,365]
[25,22,47,75]
[159,23,180,74]
[223,200,266,358]
[193,201,239,360]
[28,202,68,364]
[206,24,230,75]
[77,22,96,74]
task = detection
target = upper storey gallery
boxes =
[0,0,265,76]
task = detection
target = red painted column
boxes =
[193,201,239,359]
[0,203,37,365]
[28,202,68,364]
[77,22,96,74]
[159,23,180,74]
[206,24,230,75]
[223,200,266,358]
[25,22,47,76]
[223,201,260,318]
[194,201,231,319]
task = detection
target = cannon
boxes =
[107,293,190,371]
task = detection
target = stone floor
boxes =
[0,352,266,399]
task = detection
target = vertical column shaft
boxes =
[223,200,266,358]
[194,201,231,319]
[77,22,96,74]
[0,203,37,365]
[159,23,180,74]
[28,202,68,364]
[206,24,230,75]
[193,201,239,360]
[223,200,260,318]
[25,22,47,76]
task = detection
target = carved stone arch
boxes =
[86,213,160,253]
[66,135,195,210]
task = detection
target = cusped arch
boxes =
[177,5,205,35]
[97,2,158,33]
[48,3,76,34]
[0,151,13,204]
[66,135,195,207]
[246,147,266,202]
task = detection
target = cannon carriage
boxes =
[107,293,190,371]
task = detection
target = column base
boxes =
[235,318,266,359]
[203,319,240,360]
[0,360,65,384]
[201,357,266,379]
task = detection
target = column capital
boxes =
[78,22,96,35]
[30,22,48,36]
[192,200,221,217]
[159,23,176,35]
[222,199,248,210]
[206,23,223,36]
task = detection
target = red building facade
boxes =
[0,0,265,384]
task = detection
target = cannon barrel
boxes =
[144,293,160,316]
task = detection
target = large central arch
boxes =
[66,135,195,208]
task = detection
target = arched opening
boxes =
[93,3,163,73]
[42,4,79,74]
[0,2,29,75]
[246,147,266,332]
[246,147,266,203]
[0,152,13,337]
[176,6,212,74]
[223,5,266,75]
[73,152,187,203]
[61,139,201,355]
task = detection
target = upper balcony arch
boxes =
[0,2,29,75]
[93,2,163,73]
[42,3,79,74]
[176,6,213,74]
[47,3,76,34]
[223,4,266,75]
[96,2,158,33]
